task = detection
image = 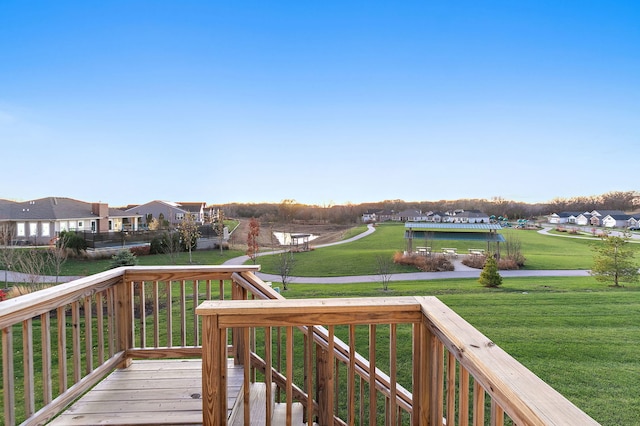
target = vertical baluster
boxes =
[334,357,340,421]
[266,326,273,425]
[473,381,485,426]
[138,282,146,348]
[389,323,397,426]
[107,287,115,358]
[193,280,199,346]
[84,296,93,373]
[180,280,187,346]
[327,325,336,424]
[430,336,444,426]
[71,301,81,383]
[459,365,470,426]
[359,376,365,426]
[305,325,314,426]
[218,279,224,300]
[57,306,67,392]
[276,326,282,403]
[348,325,356,426]
[41,312,52,405]
[368,324,376,426]
[286,326,294,425]
[491,399,504,426]
[166,281,173,347]
[243,326,251,426]
[153,281,159,348]
[96,292,105,364]
[2,326,15,426]
[447,351,456,426]
[23,318,35,417]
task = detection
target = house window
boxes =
[42,223,50,237]
[108,220,112,231]
[17,223,25,237]
[78,221,83,228]
[29,223,37,237]
[176,213,184,221]
[91,221,96,232]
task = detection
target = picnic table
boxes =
[416,246,431,255]
[469,248,485,256]
[442,247,458,257]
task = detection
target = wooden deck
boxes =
[49,359,243,425]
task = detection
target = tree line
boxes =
[214,191,640,224]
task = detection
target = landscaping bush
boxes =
[497,258,520,270]
[130,245,150,256]
[149,236,163,254]
[59,230,87,256]
[479,256,503,287]
[393,252,453,272]
[109,249,138,269]
[462,255,487,269]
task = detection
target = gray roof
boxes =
[405,222,502,231]
[0,197,138,221]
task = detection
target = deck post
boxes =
[202,313,227,425]
[115,275,133,368]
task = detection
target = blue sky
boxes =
[1,1,638,207]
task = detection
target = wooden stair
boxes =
[229,383,307,425]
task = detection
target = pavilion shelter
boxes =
[404,222,505,258]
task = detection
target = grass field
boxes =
[256,222,628,275]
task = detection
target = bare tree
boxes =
[178,214,200,264]
[216,209,226,254]
[0,223,18,287]
[17,248,48,289]
[375,254,393,291]
[246,218,260,264]
[161,230,182,264]
[277,250,296,291]
[47,240,68,284]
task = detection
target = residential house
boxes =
[396,209,429,222]
[0,197,141,245]
[177,202,207,224]
[361,209,379,223]
[125,200,194,228]
[601,214,633,228]
[450,209,490,224]
[547,212,581,224]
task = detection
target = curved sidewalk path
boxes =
[225,223,592,284]
[0,224,594,286]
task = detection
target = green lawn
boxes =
[257,223,633,275]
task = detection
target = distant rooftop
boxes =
[405,222,502,231]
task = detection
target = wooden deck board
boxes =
[49,359,243,426]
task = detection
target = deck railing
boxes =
[0,265,260,425]
[1,265,599,425]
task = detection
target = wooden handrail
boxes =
[198,295,600,426]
